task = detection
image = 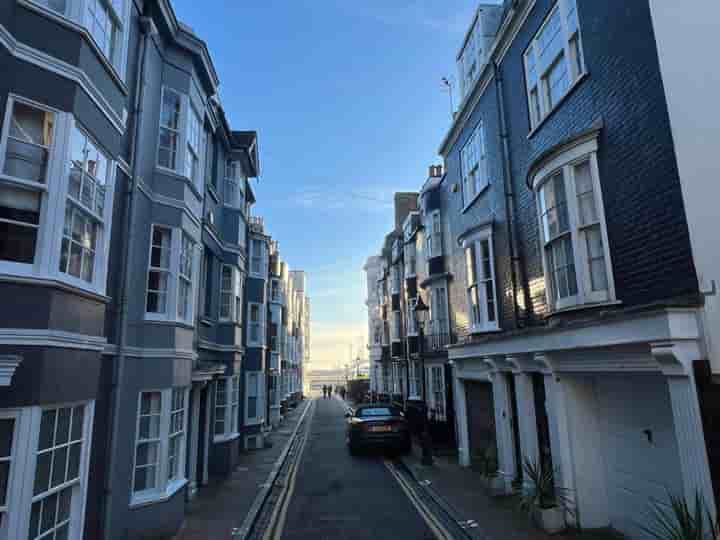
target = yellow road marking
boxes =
[382,459,453,540]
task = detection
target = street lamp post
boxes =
[414,296,433,466]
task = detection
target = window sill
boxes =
[130,478,188,509]
[207,184,220,203]
[469,324,501,334]
[154,167,203,200]
[461,183,490,214]
[0,273,110,303]
[143,316,196,330]
[543,299,622,319]
[527,72,589,139]
[244,418,264,427]
[213,432,240,444]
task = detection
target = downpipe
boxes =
[102,14,155,540]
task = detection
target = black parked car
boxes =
[345,404,411,455]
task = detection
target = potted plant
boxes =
[639,490,718,540]
[519,457,574,534]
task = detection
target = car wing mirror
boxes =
[344,411,352,418]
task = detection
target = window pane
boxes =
[8,101,53,148]
[586,225,608,291]
[33,453,51,495]
[0,184,40,263]
[465,245,476,285]
[160,90,181,130]
[55,407,71,445]
[0,462,9,507]
[134,465,157,491]
[537,8,563,73]
[50,446,67,487]
[546,54,570,109]
[39,410,57,450]
[0,419,13,457]
[575,161,597,225]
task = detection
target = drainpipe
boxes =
[493,60,528,327]
[103,15,156,540]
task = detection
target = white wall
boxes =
[649,1,720,374]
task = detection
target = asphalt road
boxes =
[279,397,435,540]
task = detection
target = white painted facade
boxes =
[364,256,383,394]
[649,0,720,375]
[450,308,715,537]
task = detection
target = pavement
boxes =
[176,401,309,540]
[400,436,624,540]
[280,396,435,540]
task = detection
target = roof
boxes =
[230,130,260,178]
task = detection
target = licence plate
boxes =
[369,425,392,433]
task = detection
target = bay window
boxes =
[0,96,116,295]
[247,302,265,347]
[425,210,442,260]
[524,0,585,129]
[533,137,614,311]
[224,160,245,208]
[157,87,205,188]
[245,372,264,424]
[213,376,239,440]
[32,0,129,75]
[463,226,498,332]
[249,238,267,277]
[132,388,188,504]
[406,298,418,336]
[219,265,243,323]
[0,403,94,540]
[1,99,54,265]
[145,224,198,322]
[460,120,488,207]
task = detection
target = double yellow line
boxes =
[262,400,315,540]
[382,459,455,540]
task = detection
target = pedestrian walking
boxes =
[328,384,333,397]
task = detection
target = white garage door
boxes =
[595,373,684,538]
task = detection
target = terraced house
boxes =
[365,0,718,536]
[0,1,309,538]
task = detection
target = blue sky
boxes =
[172,0,484,368]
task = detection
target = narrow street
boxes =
[274,398,435,540]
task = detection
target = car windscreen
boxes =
[356,407,396,418]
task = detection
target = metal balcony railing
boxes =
[423,331,456,352]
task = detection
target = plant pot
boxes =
[533,506,566,534]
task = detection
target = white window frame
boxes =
[462,225,499,332]
[223,159,245,209]
[156,87,205,189]
[0,402,95,540]
[249,238,267,278]
[406,298,418,336]
[408,360,421,400]
[430,286,450,336]
[458,16,483,99]
[145,225,199,323]
[428,366,446,421]
[176,232,196,323]
[245,371,265,425]
[213,376,239,442]
[247,302,265,347]
[532,137,615,312]
[131,388,188,506]
[524,0,585,130]
[425,210,443,261]
[219,264,243,323]
[460,120,489,208]
[184,104,203,192]
[0,95,116,295]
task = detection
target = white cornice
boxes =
[0,355,22,386]
[0,22,125,135]
[0,329,107,351]
[103,344,197,360]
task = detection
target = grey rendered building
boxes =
[0,0,309,539]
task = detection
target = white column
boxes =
[491,372,517,492]
[187,384,202,500]
[514,372,539,468]
[202,384,212,485]
[543,372,577,523]
[667,374,717,515]
[453,374,470,467]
